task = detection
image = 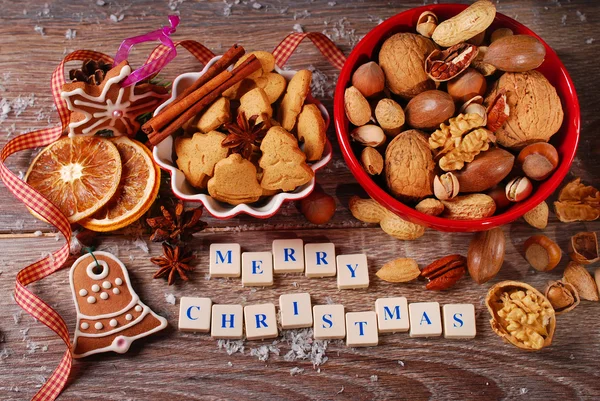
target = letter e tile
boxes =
[279,293,312,329]
[409,302,442,338]
[273,239,304,274]
[443,304,476,339]
[242,252,274,286]
[305,243,336,278]
[313,305,345,340]
[375,297,409,333]
[346,311,378,347]
[244,304,278,340]
[336,254,369,289]
[209,243,241,278]
[178,297,212,333]
[211,304,243,339]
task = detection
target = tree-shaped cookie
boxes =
[175,130,228,189]
[259,126,314,192]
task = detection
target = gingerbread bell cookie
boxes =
[69,251,167,358]
[61,60,169,137]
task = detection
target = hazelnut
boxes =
[360,147,384,175]
[505,176,533,202]
[569,232,599,265]
[299,188,336,225]
[351,62,385,98]
[344,86,371,126]
[433,172,459,201]
[447,68,487,104]
[350,125,386,147]
[416,11,438,38]
[524,235,562,272]
[545,280,579,315]
[517,142,559,181]
[404,90,455,130]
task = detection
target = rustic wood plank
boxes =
[0,0,599,400]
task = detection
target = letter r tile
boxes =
[178,297,212,332]
[244,303,278,340]
[209,243,241,278]
[305,243,336,278]
[273,239,304,274]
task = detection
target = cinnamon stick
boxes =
[142,44,245,135]
[147,56,261,146]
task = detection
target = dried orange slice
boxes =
[25,136,122,223]
[80,137,160,232]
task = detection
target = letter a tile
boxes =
[244,303,278,340]
[209,243,241,278]
[242,252,274,286]
[336,254,369,289]
[178,297,212,332]
[211,304,243,339]
[305,243,336,278]
[273,239,304,274]
[409,302,442,338]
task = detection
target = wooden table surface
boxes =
[1,0,599,400]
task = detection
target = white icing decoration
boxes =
[79,289,88,297]
[102,281,112,289]
[81,322,89,330]
[100,292,109,300]
[95,322,104,330]
[113,288,121,295]
[115,278,123,285]
[86,260,109,280]
[87,296,96,304]
[125,314,133,321]
[135,305,142,312]
[92,284,100,293]
[109,319,118,327]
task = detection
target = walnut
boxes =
[554,178,600,222]
[486,281,556,351]
[385,129,435,202]
[485,71,564,149]
[378,33,438,99]
[439,128,493,171]
[429,112,486,155]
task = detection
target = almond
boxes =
[523,201,549,230]
[376,258,420,283]
[344,86,371,126]
[563,262,599,302]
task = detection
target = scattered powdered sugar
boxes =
[34,26,45,36]
[32,374,47,388]
[96,0,106,5]
[585,38,595,45]
[110,14,125,23]
[398,360,405,367]
[370,375,378,382]
[13,311,23,325]
[289,367,304,376]
[227,361,233,367]
[65,29,76,40]
[223,1,233,17]
[168,0,185,11]
[328,1,337,6]
[164,293,176,305]
[325,296,334,305]
[293,24,304,33]
[576,10,586,22]
[282,328,329,367]
[132,236,149,254]
[249,342,280,361]
[337,386,344,394]
[217,339,245,355]
[0,347,11,360]
[561,14,567,25]
[308,65,336,99]
[252,2,262,10]
[293,10,311,20]
[322,17,359,48]
[519,388,529,395]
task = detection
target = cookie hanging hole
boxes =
[86,248,102,273]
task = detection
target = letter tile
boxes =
[409,302,442,338]
[211,304,244,339]
[375,297,409,333]
[209,243,241,278]
[313,304,345,340]
[279,292,312,329]
[178,297,212,332]
[244,303,278,340]
[336,254,369,289]
[443,304,476,339]
[346,311,378,347]
[305,243,336,278]
[241,252,274,286]
[273,239,305,274]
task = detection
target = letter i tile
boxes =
[336,254,369,289]
[279,293,312,329]
[178,297,212,332]
[209,243,241,278]
[305,243,336,278]
[409,302,442,338]
[244,304,278,340]
[443,304,476,339]
[211,304,244,339]
[241,252,274,286]
[273,239,304,274]
[346,311,378,347]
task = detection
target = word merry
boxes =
[178,293,476,346]
[209,240,369,289]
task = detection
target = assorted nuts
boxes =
[524,235,562,272]
[351,124,386,147]
[432,0,496,47]
[299,187,336,225]
[416,11,438,38]
[522,201,549,230]
[483,34,546,73]
[421,254,467,291]
[404,90,455,131]
[351,61,385,98]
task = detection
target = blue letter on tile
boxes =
[216,250,232,264]
[284,248,296,262]
[453,313,464,328]
[292,301,299,315]
[186,306,200,320]
[420,312,432,326]
[255,314,268,329]
[316,252,328,265]
[321,314,333,329]
[355,321,367,336]
[252,260,263,274]
[221,314,235,328]
[383,305,401,320]
[346,264,358,278]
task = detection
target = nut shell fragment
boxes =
[545,280,579,315]
[554,178,600,222]
[486,280,556,351]
[563,262,599,301]
[425,44,479,82]
[569,232,599,265]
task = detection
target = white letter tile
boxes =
[336,254,369,289]
[313,304,345,340]
[244,303,278,340]
[375,297,409,333]
[209,243,241,278]
[273,239,304,274]
[241,252,274,286]
[443,304,476,339]
[409,302,442,338]
[305,243,336,278]
[346,311,378,347]
[211,304,243,339]
[279,292,313,329]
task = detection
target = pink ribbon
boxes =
[114,15,180,87]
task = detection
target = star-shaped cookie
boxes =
[61,60,170,137]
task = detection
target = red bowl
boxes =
[335,4,580,232]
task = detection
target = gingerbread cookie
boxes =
[186,97,231,134]
[259,126,314,191]
[255,72,287,104]
[69,251,167,358]
[61,61,169,137]
[208,154,264,205]
[234,51,276,80]
[277,70,312,131]
[296,103,327,161]
[175,130,229,189]
[238,88,272,123]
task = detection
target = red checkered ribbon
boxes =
[0,41,213,401]
[273,32,346,70]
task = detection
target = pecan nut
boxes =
[486,89,510,132]
[420,254,467,290]
[425,43,479,82]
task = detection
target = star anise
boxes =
[222,111,271,159]
[151,243,194,285]
[69,58,112,85]
[146,199,207,243]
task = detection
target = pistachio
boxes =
[505,176,533,202]
[462,103,487,126]
[416,11,438,38]
[434,172,459,201]
[569,232,599,265]
[545,280,579,315]
[350,124,386,147]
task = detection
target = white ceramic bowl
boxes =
[152,55,332,219]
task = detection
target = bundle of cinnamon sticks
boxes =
[144,44,261,146]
